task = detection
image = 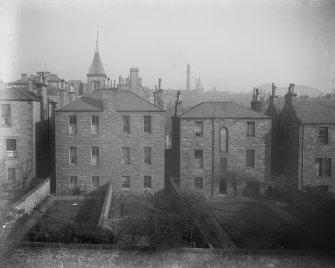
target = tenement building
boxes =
[169,92,271,197]
[55,87,165,194]
[275,84,335,192]
[0,78,55,186]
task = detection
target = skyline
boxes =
[1,0,335,93]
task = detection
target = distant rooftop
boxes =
[292,100,335,124]
[0,87,40,102]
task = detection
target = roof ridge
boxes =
[179,102,205,117]
[126,90,164,111]
[16,88,40,101]
[56,89,97,111]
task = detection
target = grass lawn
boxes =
[207,196,299,249]
[1,247,334,268]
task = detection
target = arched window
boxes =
[219,128,228,152]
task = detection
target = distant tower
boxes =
[186,64,190,90]
[87,32,107,93]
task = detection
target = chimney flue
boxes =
[186,64,190,90]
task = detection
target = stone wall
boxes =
[55,108,165,194]
[178,118,271,197]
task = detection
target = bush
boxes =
[27,222,116,244]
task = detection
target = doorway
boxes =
[219,178,227,194]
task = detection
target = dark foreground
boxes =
[1,247,334,268]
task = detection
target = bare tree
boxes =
[18,159,33,189]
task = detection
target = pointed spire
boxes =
[96,31,99,53]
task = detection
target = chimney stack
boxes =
[157,78,164,110]
[103,88,119,111]
[284,83,297,106]
[251,87,261,112]
[175,90,182,116]
[154,86,158,106]
[186,64,190,90]
[269,82,279,107]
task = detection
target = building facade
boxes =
[55,88,165,194]
[170,95,271,197]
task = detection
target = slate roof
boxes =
[179,102,270,119]
[88,52,106,76]
[292,101,335,124]
[57,89,163,112]
[0,87,40,101]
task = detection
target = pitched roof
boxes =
[56,89,163,112]
[292,101,335,124]
[180,102,270,119]
[87,52,106,76]
[0,87,40,101]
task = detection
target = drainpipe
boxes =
[301,124,304,190]
[211,114,215,197]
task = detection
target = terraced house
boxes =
[55,87,165,194]
[170,92,271,197]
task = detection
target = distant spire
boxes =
[96,31,99,53]
[44,60,48,71]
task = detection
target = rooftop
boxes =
[56,88,163,112]
[292,100,335,124]
[87,52,106,76]
[0,87,40,102]
[179,102,271,119]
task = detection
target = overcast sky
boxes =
[1,0,335,92]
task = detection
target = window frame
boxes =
[122,147,130,165]
[219,127,228,152]
[69,147,77,166]
[69,115,77,134]
[194,177,204,189]
[318,127,328,144]
[195,121,203,137]
[69,176,78,191]
[144,147,152,165]
[315,158,331,177]
[91,176,99,190]
[220,157,228,172]
[194,150,203,168]
[91,115,99,135]
[6,139,17,158]
[246,122,255,137]
[122,176,130,190]
[7,167,16,182]
[246,149,255,168]
[144,176,152,189]
[122,115,130,133]
[1,104,10,126]
[144,116,151,133]
[91,147,99,166]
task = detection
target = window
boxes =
[7,168,15,182]
[194,150,203,168]
[91,176,99,190]
[91,147,99,165]
[315,158,331,177]
[246,149,255,168]
[92,81,100,89]
[91,115,99,134]
[219,128,228,152]
[247,122,255,137]
[122,147,130,165]
[194,177,203,189]
[69,176,78,191]
[122,176,130,189]
[69,115,77,134]
[144,147,151,165]
[144,116,151,133]
[195,122,203,137]
[318,127,328,144]
[1,104,10,126]
[69,147,77,165]
[6,139,16,158]
[220,158,227,172]
[144,176,152,189]
[122,115,130,133]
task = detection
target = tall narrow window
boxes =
[144,116,151,133]
[122,176,130,189]
[91,176,99,190]
[7,168,15,182]
[6,139,16,158]
[69,176,78,192]
[219,128,228,152]
[194,150,203,168]
[122,115,130,133]
[69,147,77,165]
[144,176,152,189]
[247,122,255,137]
[92,81,100,89]
[91,147,99,166]
[122,147,130,165]
[194,177,203,189]
[144,147,151,165]
[315,158,331,177]
[91,115,99,134]
[318,127,328,144]
[246,149,255,168]
[220,158,228,172]
[1,104,10,126]
[195,122,203,137]
[69,115,77,134]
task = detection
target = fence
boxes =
[12,177,50,215]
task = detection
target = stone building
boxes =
[0,79,55,186]
[55,87,165,194]
[274,84,335,192]
[169,92,271,197]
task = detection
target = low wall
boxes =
[12,177,50,215]
[98,181,113,226]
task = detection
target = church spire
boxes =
[96,31,99,53]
